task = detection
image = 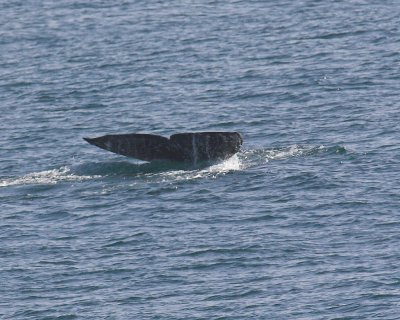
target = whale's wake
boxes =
[0,145,347,187]
[0,167,100,187]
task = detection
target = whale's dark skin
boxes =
[83,132,243,163]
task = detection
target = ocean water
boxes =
[1,0,400,318]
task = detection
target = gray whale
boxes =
[83,132,243,163]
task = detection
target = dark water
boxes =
[1,1,400,319]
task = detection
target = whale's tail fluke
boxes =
[83,132,243,163]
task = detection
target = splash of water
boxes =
[148,154,242,182]
[0,166,100,187]
[239,144,346,167]
[207,154,241,173]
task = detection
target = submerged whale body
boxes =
[83,132,243,163]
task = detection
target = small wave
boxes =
[0,167,100,187]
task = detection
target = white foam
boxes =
[268,144,304,160]
[0,166,100,187]
[206,154,241,173]
[147,154,243,183]
[241,144,327,164]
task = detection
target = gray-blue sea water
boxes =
[1,1,400,319]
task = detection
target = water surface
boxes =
[1,1,400,319]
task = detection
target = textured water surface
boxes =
[1,0,400,319]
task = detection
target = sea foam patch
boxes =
[0,166,100,187]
